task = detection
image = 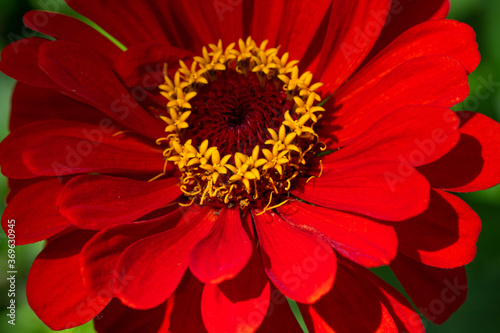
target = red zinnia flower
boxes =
[1,0,499,332]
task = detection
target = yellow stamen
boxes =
[306,160,324,183]
[113,130,133,137]
[156,36,326,209]
[179,198,195,207]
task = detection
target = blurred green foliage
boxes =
[0,0,498,332]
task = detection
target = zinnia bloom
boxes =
[1,0,499,332]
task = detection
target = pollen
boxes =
[154,37,326,211]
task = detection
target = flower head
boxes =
[0,1,499,332]
[156,37,325,213]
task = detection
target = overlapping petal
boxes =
[294,160,430,221]
[277,0,333,63]
[80,210,181,297]
[38,41,165,140]
[27,230,110,330]
[418,111,500,191]
[65,0,170,47]
[114,206,217,309]
[391,254,468,324]
[94,299,169,333]
[23,10,121,65]
[395,190,481,268]
[0,1,496,333]
[9,83,104,131]
[321,57,467,147]
[279,201,398,267]
[317,0,391,92]
[0,37,57,88]
[164,273,208,332]
[201,248,270,333]
[1,179,71,245]
[253,210,336,304]
[324,105,460,166]
[57,175,181,229]
[22,124,165,177]
[116,43,194,87]
[298,261,399,333]
[190,208,252,284]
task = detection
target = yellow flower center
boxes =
[154,37,325,213]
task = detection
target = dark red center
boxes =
[184,68,293,155]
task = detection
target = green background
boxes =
[0,0,499,332]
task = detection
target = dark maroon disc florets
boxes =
[184,68,293,155]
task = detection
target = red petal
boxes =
[255,287,304,333]
[343,20,479,102]
[391,253,468,324]
[58,175,181,229]
[6,177,49,204]
[429,1,450,20]
[183,0,243,45]
[1,179,71,245]
[20,122,165,177]
[295,160,430,221]
[80,210,181,297]
[418,111,500,192]
[145,1,194,49]
[327,105,461,166]
[201,249,271,333]
[250,0,284,47]
[299,262,398,333]
[167,1,219,48]
[322,57,467,148]
[165,273,207,333]
[94,299,168,333]
[317,0,391,92]
[23,11,120,65]
[278,0,333,62]
[253,210,336,304]
[0,37,57,88]
[396,189,480,268]
[279,201,398,267]
[166,0,217,52]
[117,43,193,87]
[38,41,165,140]
[0,120,89,179]
[114,206,217,309]
[0,120,148,179]
[190,208,252,284]
[27,230,110,330]
[368,0,451,58]
[339,260,426,333]
[10,82,104,131]
[66,0,170,47]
